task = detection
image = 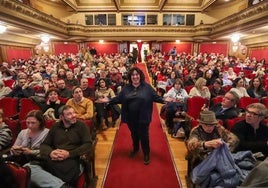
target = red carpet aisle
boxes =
[103,63,182,188]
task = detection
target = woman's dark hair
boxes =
[97,78,107,88]
[127,67,145,84]
[248,77,264,93]
[232,77,243,87]
[26,110,46,130]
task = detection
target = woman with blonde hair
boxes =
[189,77,211,99]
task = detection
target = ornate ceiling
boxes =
[57,0,229,12]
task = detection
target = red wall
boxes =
[86,42,118,55]
[54,43,79,55]
[161,42,193,54]
[7,47,32,63]
[199,43,228,56]
[249,48,268,61]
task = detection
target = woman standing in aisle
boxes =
[101,67,169,165]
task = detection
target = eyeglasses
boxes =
[245,110,261,116]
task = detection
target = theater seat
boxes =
[18,98,41,122]
[225,116,245,130]
[0,97,19,118]
[187,97,208,120]
[237,97,260,112]
[5,161,31,188]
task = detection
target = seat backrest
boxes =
[0,97,19,118]
[5,161,31,188]
[210,96,224,106]
[87,78,96,89]
[237,97,260,111]
[187,96,208,120]
[225,116,245,130]
[18,98,41,122]
[3,79,15,89]
[261,97,268,109]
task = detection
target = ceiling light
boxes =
[41,35,50,43]
[230,33,240,43]
[0,25,7,34]
[99,40,104,43]
[176,40,180,43]
[137,40,141,43]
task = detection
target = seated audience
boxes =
[95,78,121,129]
[187,110,239,167]
[0,157,17,188]
[209,78,225,99]
[0,109,12,151]
[66,86,94,120]
[230,77,249,98]
[189,77,211,99]
[163,78,188,134]
[246,77,267,99]
[26,105,92,187]
[64,70,79,88]
[0,80,12,98]
[231,103,268,157]
[207,91,240,127]
[9,110,49,165]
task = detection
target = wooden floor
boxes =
[94,108,188,188]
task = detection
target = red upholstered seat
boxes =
[210,96,224,106]
[5,161,31,188]
[3,79,15,89]
[0,97,19,118]
[225,116,245,130]
[18,98,41,122]
[261,97,268,109]
[237,97,260,111]
[187,96,208,120]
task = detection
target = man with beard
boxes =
[26,105,92,188]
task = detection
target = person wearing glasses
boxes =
[203,91,240,128]
[231,103,268,157]
[187,110,239,168]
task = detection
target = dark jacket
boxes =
[210,103,240,128]
[246,87,267,98]
[6,86,34,99]
[109,82,164,124]
[231,120,268,156]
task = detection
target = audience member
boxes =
[206,91,240,127]
[230,77,249,98]
[6,77,34,99]
[209,78,225,99]
[0,109,12,151]
[163,78,189,134]
[64,70,79,88]
[56,79,72,98]
[26,105,92,187]
[66,86,94,120]
[9,110,49,165]
[189,77,211,99]
[80,77,95,99]
[247,77,267,98]
[0,80,12,98]
[231,103,268,157]
[187,110,239,166]
[184,70,197,86]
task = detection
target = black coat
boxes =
[109,82,164,124]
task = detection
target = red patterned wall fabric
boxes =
[250,48,268,61]
[161,42,192,54]
[54,43,79,55]
[200,43,228,56]
[7,48,32,63]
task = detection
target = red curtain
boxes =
[137,42,143,62]
[54,43,79,55]
[7,48,32,63]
